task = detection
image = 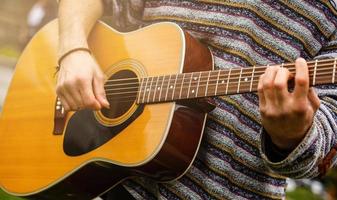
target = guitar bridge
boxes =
[53,97,67,135]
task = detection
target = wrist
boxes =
[264,119,314,151]
[269,134,304,151]
[57,47,92,68]
[263,132,293,162]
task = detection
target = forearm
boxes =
[58,0,104,56]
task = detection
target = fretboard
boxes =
[136,58,337,104]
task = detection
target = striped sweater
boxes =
[102,0,337,199]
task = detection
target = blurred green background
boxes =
[0,1,336,200]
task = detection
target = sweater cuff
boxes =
[262,131,293,162]
[259,121,318,169]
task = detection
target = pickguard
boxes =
[63,105,144,156]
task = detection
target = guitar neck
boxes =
[136,58,337,104]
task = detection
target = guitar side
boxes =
[0,20,212,199]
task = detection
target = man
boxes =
[57,0,337,199]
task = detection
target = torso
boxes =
[121,1,337,199]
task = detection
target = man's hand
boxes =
[57,0,105,111]
[257,58,321,150]
[56,51,109,111]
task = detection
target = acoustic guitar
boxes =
[0,20,336,200]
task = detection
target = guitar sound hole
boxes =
[101,70,139,119]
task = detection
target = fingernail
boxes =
[103,98,110,108]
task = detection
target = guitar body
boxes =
[0,20,213,199]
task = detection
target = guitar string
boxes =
[103,67,335,93]
[103,63,335,89]
[104,72,335,97]
[105,77,332,100]
[103,66,334,91]
[64,60,335,104]
[104,63,333,85]
[104,73,335,103]
[103,59,336,83]
[105,73,332,94]
[102,59,337,83]
[104,76,333,104]
[102,60,337,102]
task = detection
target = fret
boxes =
[187,72,193,98]
[196,71,208,98]
[239,68,254,93]
[181,73,192,99]
[216,69,229,95]
[208,71,218,96]
[152,76,159,102]
[179,73,186,99]
[147,77,154,103]
[158,76,165,102]
[215,70,221,95]
[333,57,337,83]
[204,71,211,96]
[137,78,145,104]
[171,74,179,100]
[248,64,268,92]
[226,68,232,94]
[142,77,149,103]
[227,68,242,94]
[237,68,243,93]
[189,72,199,98]
[195,72,202,97]
[156,76,165,102]
[313,59,318,86]
[250,65,255,92]
[165,74,172,101]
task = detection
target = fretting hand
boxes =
[257,58,321,150]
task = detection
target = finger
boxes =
[308,88,320,111]
[56,71,65,97]
[64,82,84,109]
[57,83,77,111]
[79,79,101,110]
[58,94,70,112]
[61,88,78,111]
[274,68,291,103]
[257,74,266,107]
[93,74,110,109]
[262,66,279,105]
[294,58,309,99]
[56,72,77,111]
